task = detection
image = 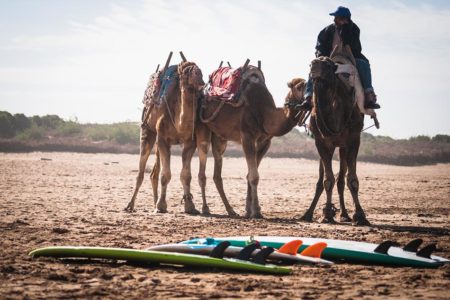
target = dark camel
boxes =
[299,56,370,226]
[125,56,204,214]
[196,66,306,218]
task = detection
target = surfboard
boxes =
[181,236,449,268]
[29,246,291,275]
[147,241,333,265]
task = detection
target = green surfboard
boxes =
[182,237,449,268]
[29,246,291,275]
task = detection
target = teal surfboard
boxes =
[182,237,449,268]
[29,246,291,275]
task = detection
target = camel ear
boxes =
[297,79,307,90]
[287,81,293,88]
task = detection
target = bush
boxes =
[57,121,82,136]
[40,115,63,129]
[16,125,46,140]
[31,115,42,127]
[13,113,31,132]
[432,134,450,143]
[0,111,15,137]
[111,123,139,145]
[84,125,110,141]
[409,135,431,142]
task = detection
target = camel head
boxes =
[241,65,265,86]
[238,65,266,98]
[285,78,306,105]
[284,78,306,121]
[178,61,205,92]
[310,56,337,82]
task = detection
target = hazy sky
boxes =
[1,0,449,138]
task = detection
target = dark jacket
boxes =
[315,21,368,62]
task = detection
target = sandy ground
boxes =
[1,152,449,299]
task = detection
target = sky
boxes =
[0,0,449,138]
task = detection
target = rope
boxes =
[162,95,177,129]
[362,124,376,132]
[200,99,225,123]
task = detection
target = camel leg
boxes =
[155,137,170,213]
[317,145,336,223]
[211,134,238,217]
[125,128,156,212]
[196,125,211,215]
[150,147,160,206]
[300,160,324,222]
[244,140,270,217]
[180,140,200,215]
[242,135,262,219]
[337,147,351,222]
[346,142,370,226]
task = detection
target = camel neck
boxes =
[178,87,197,135]
[262,106,298,137]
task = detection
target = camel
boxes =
[195,62,307,218]
[125,52,205,215]
[298,55,370,226]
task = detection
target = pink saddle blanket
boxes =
[204,67,243,102]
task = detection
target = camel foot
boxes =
[185,208,200,215]
[340,213,352,223]
[299,212,314,222]
[124,202,136,212]
[154,208,168,214]
[227,209,239,218]
[201,205,211,216]
[250,212,264,219]
[321,204,337,224]
[352,212,370,226]
[320,216,336,224]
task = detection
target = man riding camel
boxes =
[299,6,381,111]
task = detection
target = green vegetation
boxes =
[0,111,140,145]
[0,111,449,166]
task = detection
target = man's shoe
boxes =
[297,97,312,111]
[364,91,380,109]
[365,101,380,109]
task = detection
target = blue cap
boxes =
[329,6,351,18]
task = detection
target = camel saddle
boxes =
[203,67,243,102]
[142,65,179,107]
[332,55,376,118]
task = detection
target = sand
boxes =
[1,152,449,299]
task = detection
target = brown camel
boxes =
[125,53,204,214]
[299,55,370,226]
[196,64,306,218]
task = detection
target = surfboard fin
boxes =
[253,247,275,265]
[277,240,303,255]
[300,242,327,258]
[403,238,423,253]
[237,243,260,261]
[417,243,437,259]
[210,241,231,259]
[374,240,396,254]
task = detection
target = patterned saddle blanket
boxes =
[142,65,179,106]
[203,67,243,102]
